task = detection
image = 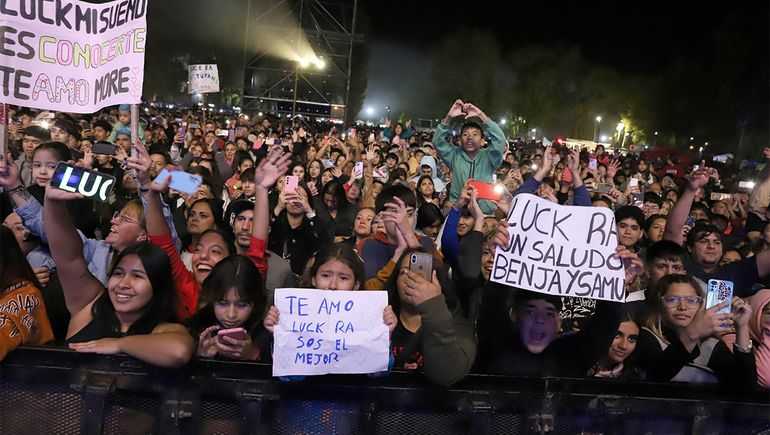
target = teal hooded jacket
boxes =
[433,119,506,214]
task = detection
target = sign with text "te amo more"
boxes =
[0,0,147,112]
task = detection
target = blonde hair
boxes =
[644,274,704,345]
[122,199,146,230]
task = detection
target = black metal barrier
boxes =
[1,346,770,434]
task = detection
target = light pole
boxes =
[292,57,325,116]
[594,116,602,142]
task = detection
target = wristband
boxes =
[6,185,25,195]
[733,341,753,353]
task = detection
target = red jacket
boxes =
[149,233,268,320]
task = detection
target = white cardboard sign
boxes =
[272,288,389,376]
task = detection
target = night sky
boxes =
[361,1,769,118]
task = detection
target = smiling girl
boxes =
[636,274,755,389]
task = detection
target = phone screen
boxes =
[51,162,115,202]
[154,168,203,195]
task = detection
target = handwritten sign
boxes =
[188,64,219,94]
[272,288,389,377]
[0,0,147,113]
[491,194,626,302]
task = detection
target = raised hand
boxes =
[685,300,733,342]
[44,183,83,202]
[463,103,489,123]
[255,150,292,189]
[607,159,621,180]
[126,141,153,186]
[687,162,710,191]
[264,306,280,334]
[383,306,397,337]
[0,152,23,190]
[732,297,751,329]
[445,99,466,120]
[401,270,442,307]
[614,246,644,282]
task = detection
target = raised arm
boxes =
[43,187,104,315]
[434,100,466,166]
[664,164,712,245]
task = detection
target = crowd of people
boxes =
[1,99,769,393]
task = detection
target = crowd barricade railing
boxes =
[1,346,769,434]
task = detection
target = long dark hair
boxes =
[187,256,266,337]
[321,180,349,212]
[300,243,365,290]
[384,248,459,316]
[92,242,178,335]
[0,226,40,291]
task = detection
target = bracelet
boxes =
[6,185,25,194]
[733,341,753,353]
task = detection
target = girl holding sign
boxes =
[263,244,397,354]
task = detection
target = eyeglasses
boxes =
[661,295,703,308]
[113,211,139,225]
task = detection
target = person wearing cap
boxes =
[114,128,132,153]
[107,104,145,144]
[223,199,296,312]
[434,100,505,214]
[14,126,51,187]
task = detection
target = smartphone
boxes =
[409,252,433,281]
[51,162,115,202]
[596,183,613,194]
[632,193,644,208]
[561,167,572,184]
[693,165,700,171]
[217,327,249,342]
[189,123,198,130]
[706,279,734,315]
[178,122,187,138]
[273,138,281,145]
[368,132,375,143]
[284,175,298,193]
[153,168,203,195]
[216,129,228,137]
[92,141,116,156]
[322,159,335,169]
[629,178,639,188]
[253,139,264,150]
[589,158,598,170]
[228,129,235,142]
[467,180,504,201]
[306,181,316,193]
[710,192,731,201]
[353,161,364,179]
[510,163,519,171]
[738,181,754,189]
[685,215,696,228]
[349,127,356,138]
